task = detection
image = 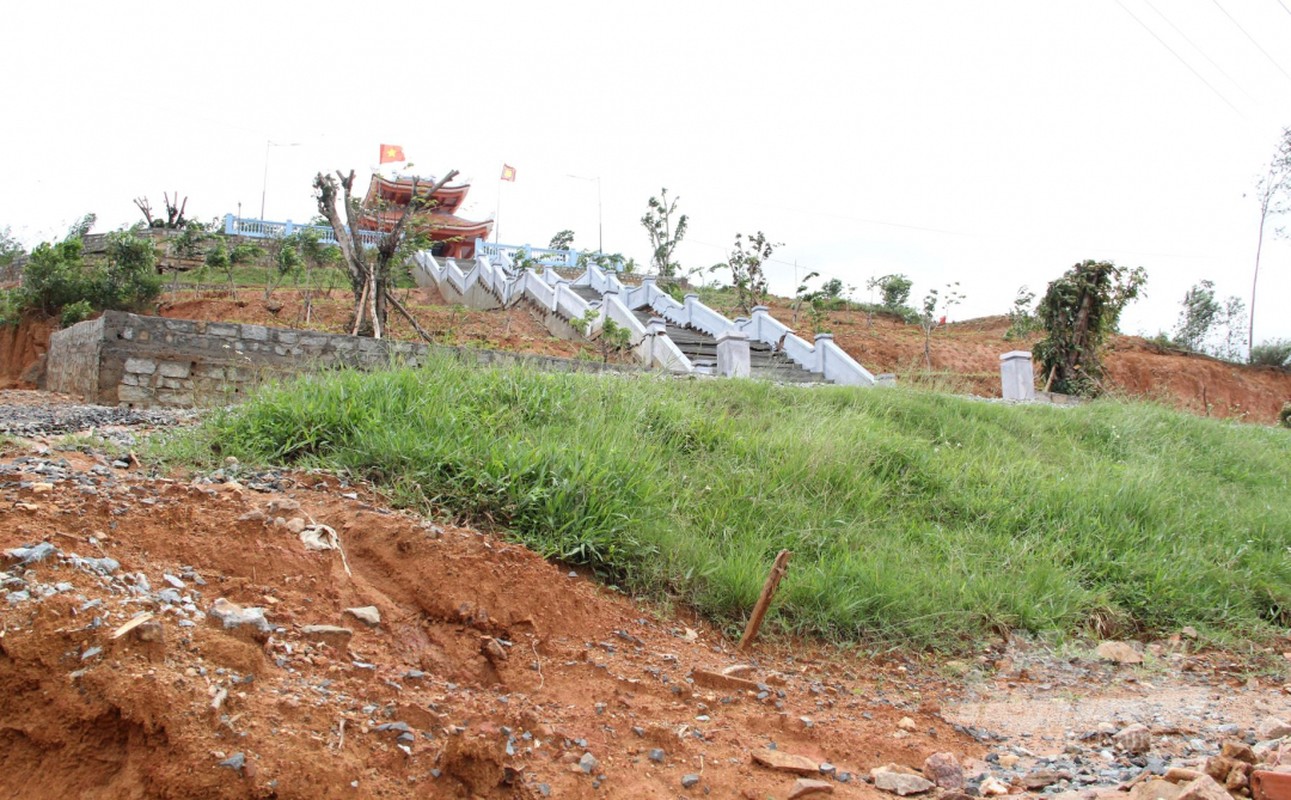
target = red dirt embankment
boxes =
[763,305,1291,424]
[0,453,970,798]
[0,315,56,389]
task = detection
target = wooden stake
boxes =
[351,277,370,336]
[738,549,791,652]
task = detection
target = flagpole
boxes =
[495,169,504,245]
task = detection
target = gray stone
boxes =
[345,606,381,626]
[579,752,599,773]
[124,357,157,374]
[6,542,57,565]
[209,598,270,637]
[218,752,245,772]
[163,574,185,589]
[158,361,191,379]
[75,556,120,575]
[681,773,701,789]
[648,748,666,763]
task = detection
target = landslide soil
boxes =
[0,428,972,799]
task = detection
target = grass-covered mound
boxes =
[181,358,1291,647]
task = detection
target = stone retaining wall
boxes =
[44,311,630,408]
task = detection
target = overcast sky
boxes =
[3,1,1290,341]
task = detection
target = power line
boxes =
[1277,0,1291,17]
[1112,0,1244,116]
[1210,0,1291,83]
[1141,0,1256,102]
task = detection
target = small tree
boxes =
[1248,127,1291,357]
[714,231,779,315]
[917,282,964,369]
[314,168,458,338]
[204,239,262,300]
[1034,259,1147,397]
[549,229,575,251]
[65,213,96,241]
[1,226,26,282]
[1172,280,1246,360]
[1004,286,1041,340]
[641,188,688,278]
[868,273,913,312]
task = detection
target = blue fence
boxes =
[223,215,600,269]
[223,214,385,248]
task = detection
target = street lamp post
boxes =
[260,140,303,221]
[566,174,602,254]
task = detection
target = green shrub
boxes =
[17,231,159,319]
[1280,402,1291,429]
[1251,339,1291,368]
[59,300,94,327]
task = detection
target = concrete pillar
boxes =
[1000,350,1036,401]
[716,330,751,378]
[684,293,699,326]
[751,306,770,341]
[814,332,835,375]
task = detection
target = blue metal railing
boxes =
[476,240,580,268]
[223,214,385,248]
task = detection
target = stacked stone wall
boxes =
[45,311,630,408]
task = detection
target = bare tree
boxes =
[134,192,189,229]
[1248,127,1291,358]
[313,169,456,338]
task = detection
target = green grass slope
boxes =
[177,358,1291,648]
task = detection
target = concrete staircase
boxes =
[629,310,826,384]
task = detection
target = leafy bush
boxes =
[1281,402,1291,429]
[1250,339,1291,368]
[59,300,94,327]
[17,231,160,319]
[1034,260,1146,397]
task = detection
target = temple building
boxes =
[357,174,493,260]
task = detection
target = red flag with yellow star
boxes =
[379,144,405,164]
[500,164,517,182]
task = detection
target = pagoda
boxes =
[357,173,493,260]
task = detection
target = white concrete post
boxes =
[646,316,667,367]
[684,293,699,327]
[716,330,751,378]
[751,306,770,342]
[1000,350,1036,401]
[814,332,835,375]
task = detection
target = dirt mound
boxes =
[0,448,974,798]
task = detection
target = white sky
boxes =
[3,1,1290,341]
